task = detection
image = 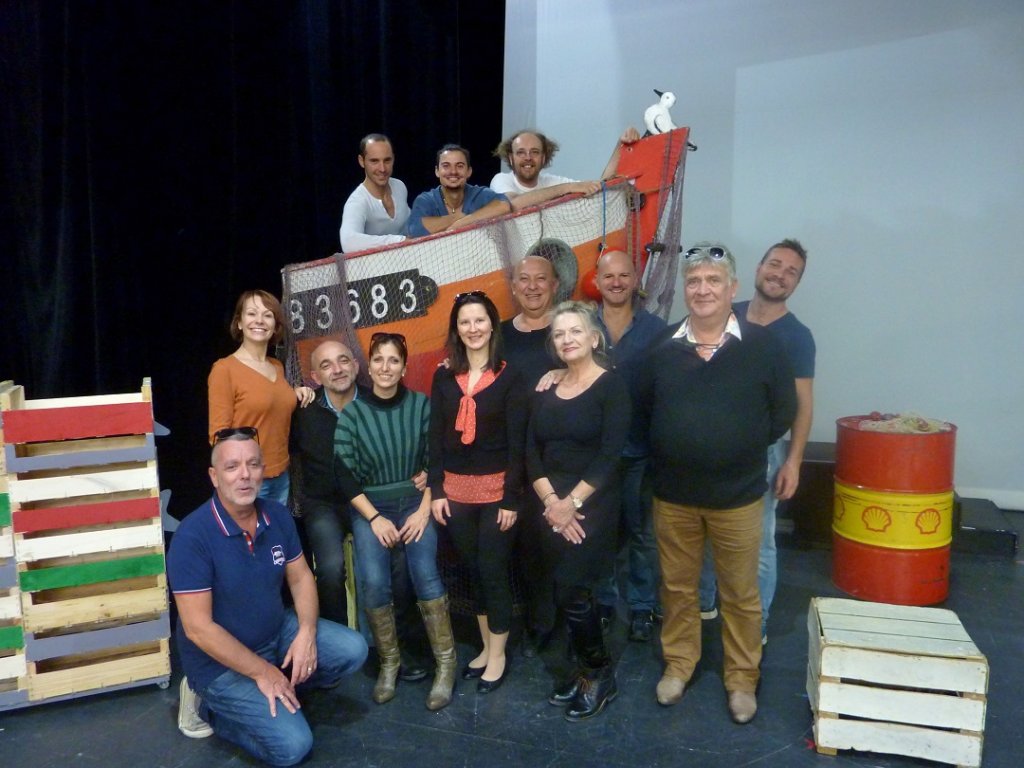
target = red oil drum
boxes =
[832,534,950,605]
[834,416,956,492]
[831,415,957,605]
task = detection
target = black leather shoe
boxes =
[399,664,429,683]
[565,666,617,721]
[461,662,485,680]
[548,672,581,706]
[628,610,654,642]
[476,659,510,694]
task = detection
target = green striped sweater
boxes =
[334,386,430,502]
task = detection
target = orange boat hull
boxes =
[281,128,691,393]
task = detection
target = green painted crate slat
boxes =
[0,494,10,527]
[20,553,165,592]
[0,624,24,650]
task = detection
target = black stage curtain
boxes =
[0,0,506,514]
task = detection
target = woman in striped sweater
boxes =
[334,332,455,711]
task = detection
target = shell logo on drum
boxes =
[861,506,892,533]
[834,495,847,522]
[914,508,943,535]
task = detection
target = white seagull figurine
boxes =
[644,89,677,135]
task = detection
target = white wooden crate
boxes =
[807,597,988,767]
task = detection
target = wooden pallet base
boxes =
[0,672,169,711]
[28,638,170,701]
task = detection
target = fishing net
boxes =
[279,131,689,617]
[280,134,688,392]
[857,412,953,434]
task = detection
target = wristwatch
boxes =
[571,495,584,510]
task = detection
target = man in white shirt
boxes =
[339,134,410,253]
[489,127,639,211]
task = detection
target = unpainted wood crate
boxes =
[807,597,988,767]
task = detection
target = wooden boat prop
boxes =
[280,126,691,393]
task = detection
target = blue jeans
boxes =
[349,495,445,610]
[200,611,367,767]
[259,471,291,506]
[595,456,659,612]
[698,438,785,632]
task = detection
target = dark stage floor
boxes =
[2,541,1022,768]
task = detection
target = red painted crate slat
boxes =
[13,497,160,534]
[1,403,152,443]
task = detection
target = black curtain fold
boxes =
[1,0,505,514]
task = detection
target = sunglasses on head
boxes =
[454,290,487,304]
[213,426,259,444]
[370,331,408,352]
[685,246,728,261]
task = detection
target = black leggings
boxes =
[445,500,515,634]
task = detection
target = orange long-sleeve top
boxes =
[207,355,297,478]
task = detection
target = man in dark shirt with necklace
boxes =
[500,252,562,656]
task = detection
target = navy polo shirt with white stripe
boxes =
[167,494,303,691]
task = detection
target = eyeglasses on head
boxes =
[685,246,727,261]
[213,426,259,444]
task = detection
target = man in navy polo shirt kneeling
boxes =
[167,427,367,766]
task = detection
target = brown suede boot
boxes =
[418,595,457,711]
[365,604,401,704]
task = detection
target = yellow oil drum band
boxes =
[832,480,953,549]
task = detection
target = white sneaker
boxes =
[700,606,718,620]
[178,677,214,738]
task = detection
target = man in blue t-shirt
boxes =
[406,144,510,237]
[698,239,816,645]
[167,429,367,766]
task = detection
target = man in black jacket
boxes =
[290,340,360,624]
[637,242,796,724]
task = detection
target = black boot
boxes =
[565,663,618,721]
[560,600,617,721]
[548,671,581,706]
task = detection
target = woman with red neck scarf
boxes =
[428,291,527,694]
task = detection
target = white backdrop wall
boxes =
[502,0,1024,509]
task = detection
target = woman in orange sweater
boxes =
[208,289,313,505]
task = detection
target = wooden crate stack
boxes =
[807,596,988,767]
[0,379,170,711]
